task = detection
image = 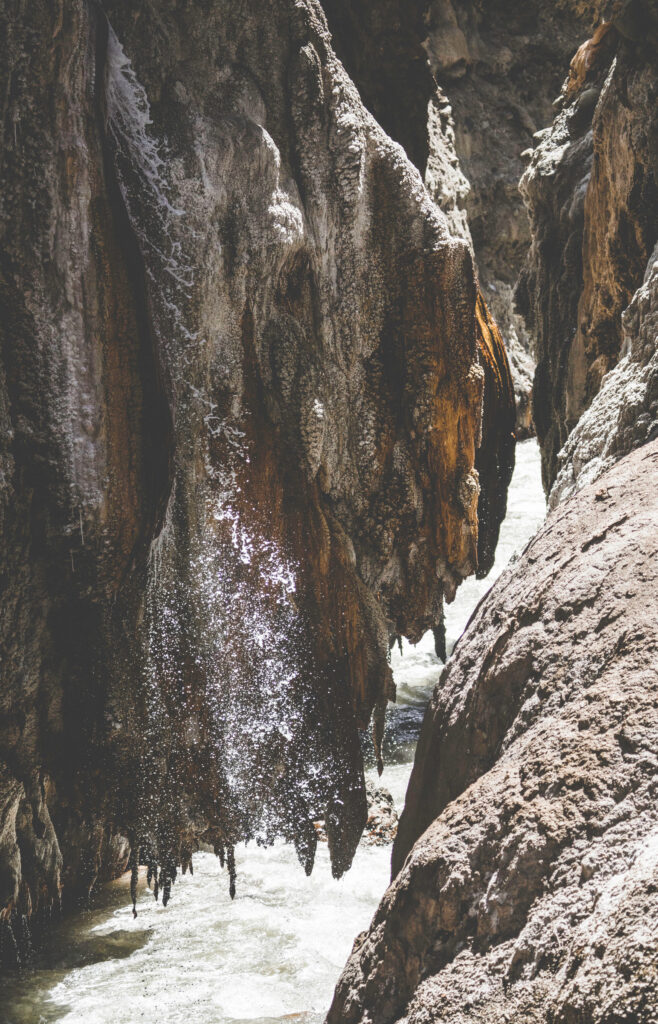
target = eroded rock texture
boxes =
[550,242,658,505]
[0,0,514,953]
[319,0,516,572]
[424,1,594,441]
[328,440,658,1024]
[322,0,550,440]
[518,0,658,490]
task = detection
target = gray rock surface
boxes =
[316,0,518,575]
[0,0,514,951]
[318,0,539,440]
[328,440,658,1024]
[423,0,595,441]
[517,1,658,489]
[550,244,658,505]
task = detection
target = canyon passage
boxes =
[2,1,658,1022]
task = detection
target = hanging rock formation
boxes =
[328,439,658,1024]
[0,0,515,954]
[517,0,658,490]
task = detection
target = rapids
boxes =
[1,440,545,1024]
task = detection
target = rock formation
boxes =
[325,4,654,450]
[0,0,514,956]
[423,1,594,441]
[550,242,658,505]
[328,439,658,1024]
[319,0,517,572]
[517,0,658,490]
[322,1,546,440]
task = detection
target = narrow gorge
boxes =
[0,1,656,1022]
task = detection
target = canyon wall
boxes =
[518,0,658,490]
[329,439,658,1024]
[328,4,658,1020]
[0,0,514,955]
[322,1,554,440]
[424,0,593,440]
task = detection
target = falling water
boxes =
[0,440,546,1024]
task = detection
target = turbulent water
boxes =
[1,440,545,1024]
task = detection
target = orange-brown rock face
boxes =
[0,0,514,955]
[517,0,658,490]
[474,293,516,575]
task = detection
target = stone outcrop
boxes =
[328,440,658,1024]
[424,1,595,442]
[0,0,514,954]
[362,784,399,847]
[517,0,658,490]
[550,243,658,505]
[319,1,539,442]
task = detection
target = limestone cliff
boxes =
[0,0,514,956]
[517,0,658,490]
[322,0,545,441]
[424,1,594,441]
[328,441,658,1024]
[319,0,517,574]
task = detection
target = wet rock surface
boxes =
[0,0,515,953]
[328,440,658,1024]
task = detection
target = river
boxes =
[1,439,546,1024]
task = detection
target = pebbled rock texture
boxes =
[0,0,514,951]
[517,0,658,490]
[319,0,516,575]
[328,440,658,1024]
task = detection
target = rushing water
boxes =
[1,440,546,1024]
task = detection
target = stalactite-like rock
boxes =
[321,4,517,569]
[328,440,658,1024]
[0,0,514,936]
